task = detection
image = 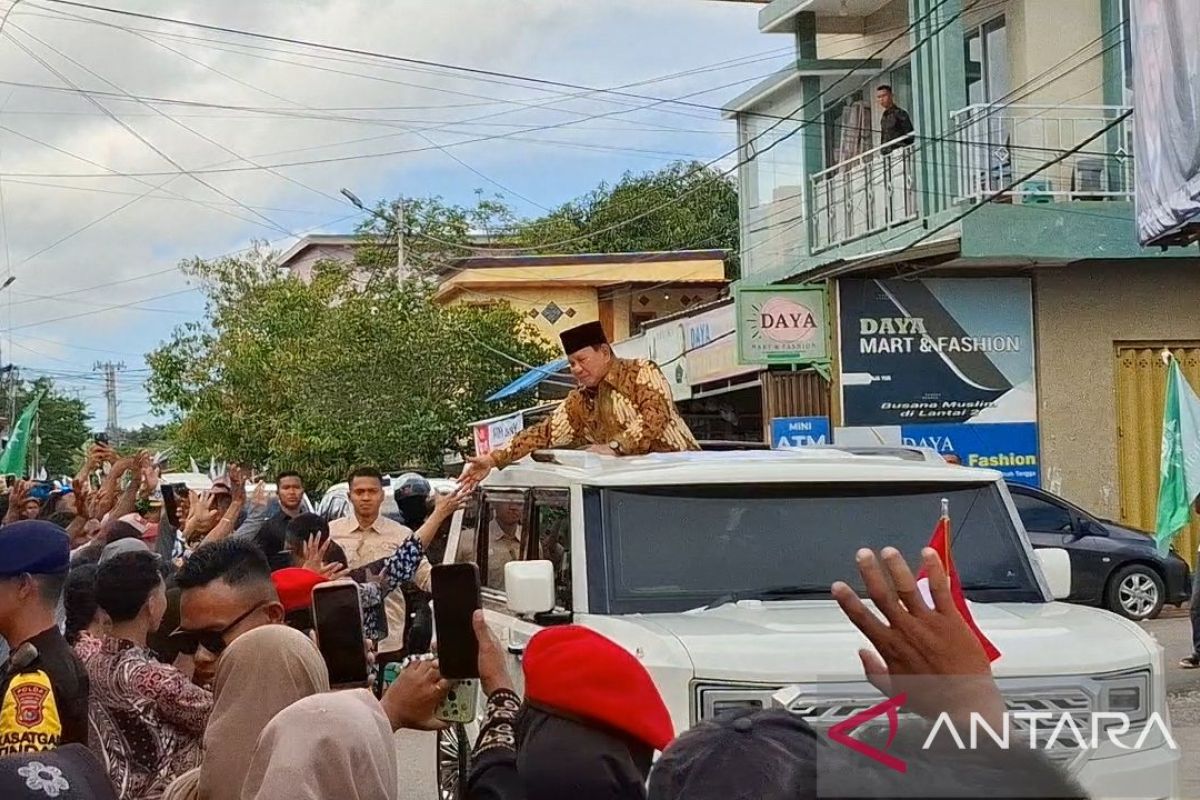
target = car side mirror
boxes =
[505,560,555,615]
[1035,548,1072,600]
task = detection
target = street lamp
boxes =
[340,187,405,274]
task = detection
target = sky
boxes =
[0,0,778,430]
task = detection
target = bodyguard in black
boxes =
[0,521,89,755]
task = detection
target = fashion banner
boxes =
[838,278,1036,427]
[832,422,1040,486]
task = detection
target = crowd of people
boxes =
[0,322,1092,799]
[0,453,1089,799]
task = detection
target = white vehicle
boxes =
[436,449,1179,800]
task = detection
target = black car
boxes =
[1007,481,1191,621]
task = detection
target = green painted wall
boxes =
[959,202,1197,261]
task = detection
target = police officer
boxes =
[0,521,89,755]
[393,474,435,656]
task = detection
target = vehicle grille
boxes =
[781,688,1093,774]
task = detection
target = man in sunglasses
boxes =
[173,539,285,687]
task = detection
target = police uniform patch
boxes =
[11,682,49,727]
[0,670,62,755]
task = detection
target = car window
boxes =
[481,497,526,593]
[530,490,571,610]
[592,481,1044,614]
[1012,492,1074,533]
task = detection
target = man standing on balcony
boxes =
[877,84,914,153]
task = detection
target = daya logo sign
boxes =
[736,286,827,364]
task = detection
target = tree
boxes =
[357,163,739,277]
[146,247,553,489]
[4,378,91,478]
[516,161,740,277]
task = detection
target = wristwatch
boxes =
[608,440,623,455]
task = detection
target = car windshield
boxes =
[588,481,1043,614]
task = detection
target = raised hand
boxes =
[831,547,1005,727]
[380,659,451,732]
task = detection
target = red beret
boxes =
[271,568,325,613]
[522,625,674,752]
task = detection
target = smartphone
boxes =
[311,581,369,688]
[93,432,109,445]
[437,679,478,724]
[430,563,481,680]
[160,484,180,529]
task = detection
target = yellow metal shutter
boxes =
[1115,344,1200,567]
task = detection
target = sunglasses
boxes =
[170,603,265,656]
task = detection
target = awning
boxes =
[487,357,570,402]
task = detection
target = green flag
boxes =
[1154,360,1200,554]
[0,392,43,477]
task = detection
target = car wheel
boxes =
[1106,565,1165,621]
[436,723,470,800]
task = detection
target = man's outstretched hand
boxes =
[459,454,496,489]
[832,547,1005,727]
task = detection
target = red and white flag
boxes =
[916,506,1002,662]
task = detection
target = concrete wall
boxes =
[1034,261,1200,518]
[452,286,600,347]
[283,243,354,282]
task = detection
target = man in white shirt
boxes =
[485,501,523,591]
[330,467,431,668]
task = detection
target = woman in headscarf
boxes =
[0,744,117,800]
[239,690,397,800]
[468,614,674,800]
[161,625,329,800]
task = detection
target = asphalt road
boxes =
[395,612,1200,800]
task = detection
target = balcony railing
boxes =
[808,138,918,253]
[951,103,1134,204]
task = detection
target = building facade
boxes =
[435,251,728,346]
[724,0,1200,560]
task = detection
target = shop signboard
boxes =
[837,278,1039,486]
[771,416,831,449]
[684,303,756,385]
[646,322,691,401]
[473,411,524,456]
[736,285,828,364]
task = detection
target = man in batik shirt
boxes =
[461,321,698,483]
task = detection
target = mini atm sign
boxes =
[771,417,831,449]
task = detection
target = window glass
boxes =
[1012,493,1074,533]
[597,482,1041,614]
[481,498,525,593]
[532,495,571,610]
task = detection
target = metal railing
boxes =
[951,103,1134,204]
[808,137,919,253]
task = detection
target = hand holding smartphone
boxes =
[431,563,482,722]
[311,580,370,689]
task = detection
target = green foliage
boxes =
[146,246,553,489]
[7,378,91,477]
[515,161,739,277]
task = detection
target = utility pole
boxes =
[340,188,407,278]
[93,361,125,439]
[395,197,405,276]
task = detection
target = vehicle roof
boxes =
[482,449,1002,489]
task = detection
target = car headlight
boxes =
[692,684,781,724]
[1096,670,1149,724]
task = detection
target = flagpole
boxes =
[941,497,951,562]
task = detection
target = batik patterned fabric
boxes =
[81,638,210,800]
[492,358,699,468]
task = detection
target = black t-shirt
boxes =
[0,627,90,754]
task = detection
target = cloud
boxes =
[0,0,771,425]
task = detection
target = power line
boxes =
[29,0,807,117]
[5,21,299,237]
